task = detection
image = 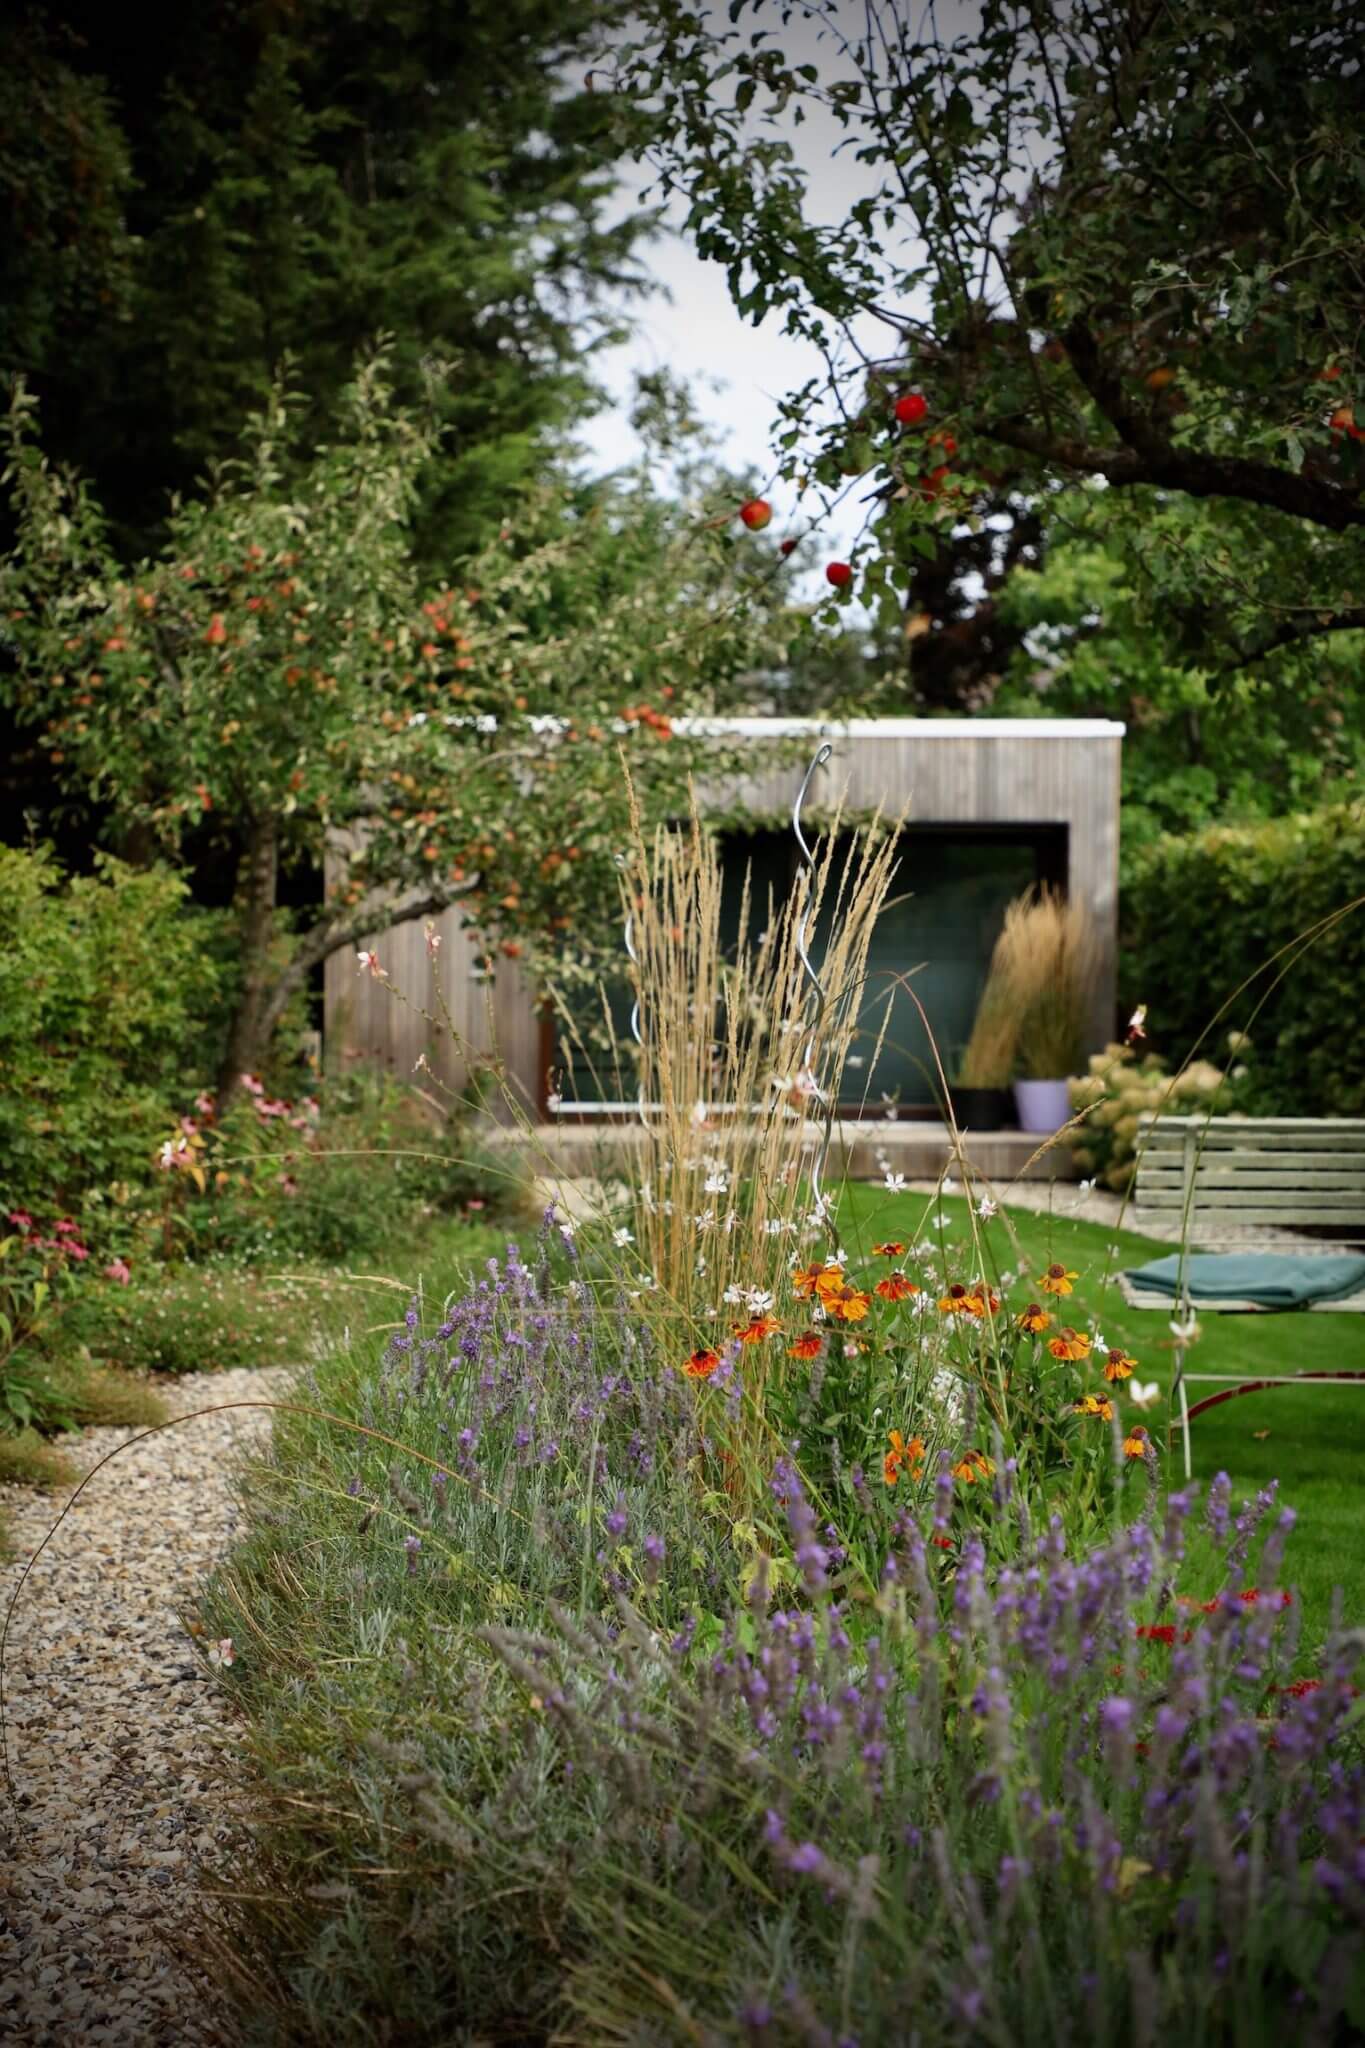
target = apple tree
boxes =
[0,356,783,1107]
[615,0,1365,677]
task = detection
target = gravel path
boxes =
[0,1365,292,2046]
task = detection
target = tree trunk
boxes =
[216,815,280,1110]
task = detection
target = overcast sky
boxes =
[568,15,909,590]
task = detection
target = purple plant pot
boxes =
[1013,1078,1072,1134]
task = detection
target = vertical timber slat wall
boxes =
[323,718,1123,1116]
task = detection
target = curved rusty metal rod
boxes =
[792,742,837,1234]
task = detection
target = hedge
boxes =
[1120,803,1365,1117]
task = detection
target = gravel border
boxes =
[0,1365,292,2046]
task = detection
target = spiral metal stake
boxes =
[792,742,838,1236]
[618,852,649,1122]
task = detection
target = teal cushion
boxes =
[1124,1252,1365,1307]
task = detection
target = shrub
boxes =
[145,1068,527,1270]
[1121,805,1365,1115]
[0,845,230,1230]
[1069,1041,1228,1192]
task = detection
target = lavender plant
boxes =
[200,1228,1363,2048]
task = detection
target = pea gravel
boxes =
[0,1365,293,2045]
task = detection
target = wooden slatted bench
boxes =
[1129,1114,1365,1293]
[1125,1115,1365,1478]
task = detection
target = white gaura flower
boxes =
[1129,1380,1162,1410]
[723,1283,748,1305]
[763,1218,785,1236]
[703,1172,729,1194]
[883,1171,907,1195]
[975,1195,998,1221]
[612,1227,634,1248]
[690,1099,710,1127]
[744,1288,774,1314]
[693,1209,716,1233]
[356,949,385,978]
[1169,1311,1202,1346]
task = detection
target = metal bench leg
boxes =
[1178,1372,1192,1482]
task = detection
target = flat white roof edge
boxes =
[674,717,1126,738]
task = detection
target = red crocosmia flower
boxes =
[871,1241,906,1258]
[930,1534,954,1551]
[875,1271,918,1301]
[1280,1678,1322,1698]
[684,1349,720,1379]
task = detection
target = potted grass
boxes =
[946,926,1020,1131]
[998,885,1099,1133]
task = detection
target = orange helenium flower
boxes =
[792,1262,845,1301]
[951,1449,996,1483]
[1048,1326,1091,1361]
[684,1349,720,1379]
[883,1429,927,1485]
[825,1285,872,1323]
[1016,1302,1051,1333]
[1075,1393,1113,1420]
[734,1314,782,1344]
[1038,1263,1079,1297]
[963,1286,1001,1317]
[788,1330,823,1359]
[875,1270,918,1301]
[1123,1426,1150,1459]
[937,1283,973,1314]
[872,1241,906,1257]
[1103,1347,1137,1382]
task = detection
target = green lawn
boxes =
[839,1183,1365,1644]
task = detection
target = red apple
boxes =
[779,538,798,556]
[204,614,227,645]
[927,432,957,459]
[739,498,773,530]
[825,561,853,588]
[894,392,928,426]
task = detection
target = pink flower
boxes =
[6,1210,33,1229]
[195,1092,216,1116]
[180,1116,198,1136]
[54,1218,79,1235]
[66,1243,89,1261]
[240,1073,265,1097]
[278,1174,299,1196]
[104,1258,132,1285]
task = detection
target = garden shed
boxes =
[325,716,1124,1174]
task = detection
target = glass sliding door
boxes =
[551,822,1065,1114]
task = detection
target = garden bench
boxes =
[1123,1114,1365,1478]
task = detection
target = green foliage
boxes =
[991,495,1365,851]
[1069,1042,1228,1193]
[1,360,787,1091]
[0,844,229,1222]
[1,0,647,565]
[618,1,1365,672]
[1121,807,1365,1115]
[152,1070,525,1269]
